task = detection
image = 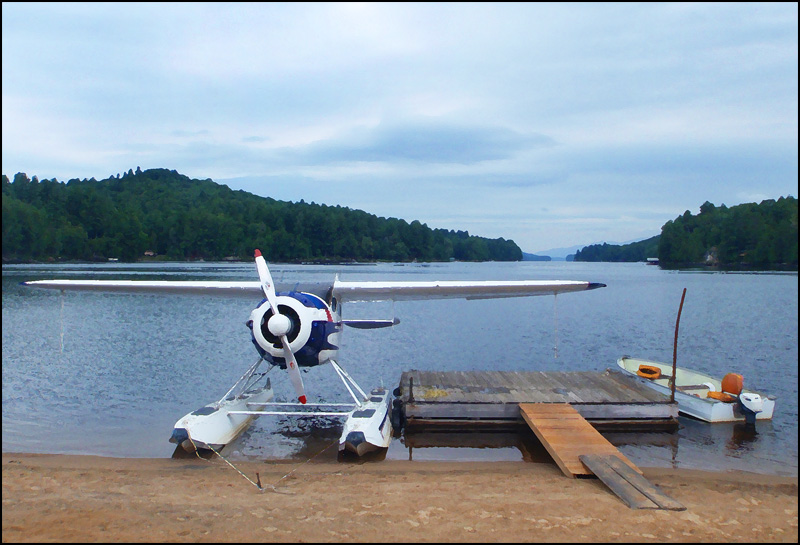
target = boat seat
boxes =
[721,373,744,395]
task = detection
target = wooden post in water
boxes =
[671,288,687,403]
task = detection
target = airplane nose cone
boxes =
[268,313,291,337]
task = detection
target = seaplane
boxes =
[23,250,606,457]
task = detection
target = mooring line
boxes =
[268,436,340,491]
[553,292,559,359]
[187,432,272,492]
[185,430,340,494]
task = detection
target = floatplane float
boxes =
[23,251,605,457]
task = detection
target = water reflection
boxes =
[397,431,551,463]
[162,413,786,476]
[728,423,759,451]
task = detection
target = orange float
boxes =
[707,391,737,403]
[636,364,662,379]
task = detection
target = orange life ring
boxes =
[636,364,661,379]
[707,391,737,403]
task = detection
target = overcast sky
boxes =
[2,3,797,254]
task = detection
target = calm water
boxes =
[2,261,797,476]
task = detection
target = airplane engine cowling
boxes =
[246,292,340,368]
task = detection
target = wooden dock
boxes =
[396,369,678,432]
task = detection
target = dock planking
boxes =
[398,369,678,430]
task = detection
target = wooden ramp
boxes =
[580,454,685,510]
[519,403,641,477]
[520,403,684,510]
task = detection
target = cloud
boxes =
[2,2,797,253]
[286,118,555,165]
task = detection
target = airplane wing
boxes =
[20,280,265,298]
[22,279,606,301]
[331,280,606,302]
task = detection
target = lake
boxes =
[2,261,797,476]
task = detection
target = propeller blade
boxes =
[280,335,306,404]
[255,250,306,404]
[254,249,279,309]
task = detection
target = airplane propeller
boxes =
[254,249,307,404]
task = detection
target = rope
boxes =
[187,432,272,492]
[268,436,340,490]
[185,429,340,494]
[553,293,559,359]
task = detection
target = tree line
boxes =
[573,236,660,263]
[2,168,522,263]
[575,197,798,270]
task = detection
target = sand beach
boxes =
[2,452,796,542]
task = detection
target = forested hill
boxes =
[574,197,798,270]
[2,168,522,263]
[573,235,660,263]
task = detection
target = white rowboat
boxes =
[616,356,775,423]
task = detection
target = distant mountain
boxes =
[530,244,587,261]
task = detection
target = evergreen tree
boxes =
[1,168,524,263]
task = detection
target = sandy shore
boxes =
[2,452,797,543]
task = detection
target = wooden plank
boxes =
[579,455,659,509]
[429,371,448,388]
[600,454,685,511]
[513,370,534,390]
[491,370,515,390]
[529,371,554,392]
[587,372,649,403]
[530,373,563,401]
[454,371,496,403]
[443,372,467,402]
[519,403,642,478]
[573,403,678,420]
[578,373,627,402]
[545,373,587,403]
[404,401,676,422]
[606,372,672,403]
[474,371,515,403]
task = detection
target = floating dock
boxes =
[394,369,678,432]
